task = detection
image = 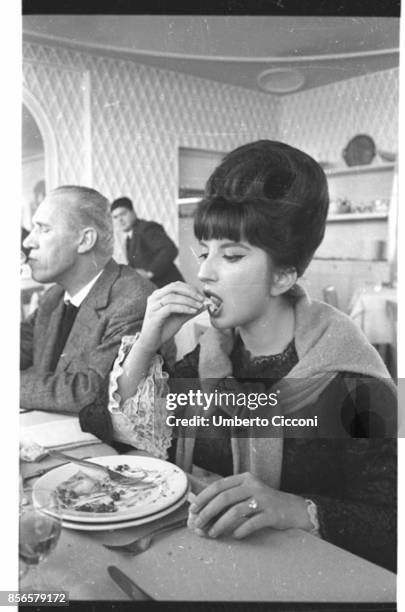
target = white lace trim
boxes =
[108,334,172,460]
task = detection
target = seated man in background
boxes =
[111,196,184,288]
[20,185,153,438]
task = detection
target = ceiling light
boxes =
[257,68,305,94]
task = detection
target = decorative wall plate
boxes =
[342,135,376,167]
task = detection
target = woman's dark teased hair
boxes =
[194,140,329,277]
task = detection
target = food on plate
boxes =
[56,470,114,511]
[19,439,46,462]
[55,464,164,514]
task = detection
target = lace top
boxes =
[232,335,298,379]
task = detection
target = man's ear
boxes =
[77,227,97,253]
[270,267,297,296]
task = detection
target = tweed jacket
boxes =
[126,218,183,288]
[20,259,154,413]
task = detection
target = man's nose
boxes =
[22,230,36,251]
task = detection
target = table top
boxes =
[19,412,396,603]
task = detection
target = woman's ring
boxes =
[247,498,259,512]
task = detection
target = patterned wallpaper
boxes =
[279,68,398,163]
[23,45,87,186]
[23,41,279,239]
[23,40,399,241]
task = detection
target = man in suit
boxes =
[21,185,154,419]
[111,196,183,288]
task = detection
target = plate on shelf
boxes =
[33,455,189,524]
[342,134,376,167]
[378,150,397,163]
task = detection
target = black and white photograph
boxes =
[11,4,401,610]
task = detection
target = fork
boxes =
[103,517,188,554]
[47,450,150,485]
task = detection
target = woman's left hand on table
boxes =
[188,472,313,539]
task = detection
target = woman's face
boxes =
[197,238,277,331]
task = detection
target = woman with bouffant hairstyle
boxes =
[108,140,396,571]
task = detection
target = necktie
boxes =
[125,235,131,261]
[49,301,79,372]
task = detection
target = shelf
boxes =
[328,212,388,222]
[326,163,395,177]
[312,257,388,262]
[177,200,388,221]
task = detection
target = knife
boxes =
[107,565,154,601]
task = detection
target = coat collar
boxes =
[41,258,121,313]
[81,258,121,311]
[54,259,122,371]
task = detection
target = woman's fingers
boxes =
[187,473,278,539]
[154,303,202,317]
[204,498,258,537]
[189,474,245,514]
[151,294,203,312]
[232,512,268,539]
[147,283,204,315]
[191,485,249,531]
[153,282,204,302]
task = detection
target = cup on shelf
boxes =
[373,199,389,213]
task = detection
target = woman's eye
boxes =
[223,254,244,262]
[198,252,208,261]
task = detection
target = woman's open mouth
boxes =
[203,291,222,317]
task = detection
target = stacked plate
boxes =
[33,456,189,531]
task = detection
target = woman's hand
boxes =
[118,282,204,401]
[188,472,313,539]
[138,282,205,354]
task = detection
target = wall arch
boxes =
[22,87,59,189]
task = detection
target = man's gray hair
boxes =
[51,185,114,258]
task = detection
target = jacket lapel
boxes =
[57,259,121,370]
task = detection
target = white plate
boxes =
[62,490,189,531]
[34,455,188,524]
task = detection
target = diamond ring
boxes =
[247,498,259,512]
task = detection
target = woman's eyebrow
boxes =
[220,242,250,250]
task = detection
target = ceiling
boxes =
[23,15,399,94]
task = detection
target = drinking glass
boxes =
[19,488,62,590]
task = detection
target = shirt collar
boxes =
[64,269,104,307]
